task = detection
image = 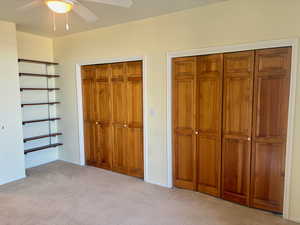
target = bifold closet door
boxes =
[222,51,254,206]
[126,61,144,178]
[173,57,197,190]
[82,66,97,166]
[94,64,112,170]
[196,54,223,197]
[111,63,128,174]
[251,47,291,213]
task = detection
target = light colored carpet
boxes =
[0,161,297,225]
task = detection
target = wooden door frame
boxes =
[166,38,298,220]
[75,56,149,182]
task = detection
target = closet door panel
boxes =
[251,143,285,211]
[127,78,143,127]
[95,65,111,122]
[222,51,254,205]
[198,79,220,134]
[254,77,289,138]
[95,125,111,169]
[127,128,143,178]
[222,139,251,205]
[127,61,144,178]
[175,134,194,185]
[251,47,291,213]
[223,77,252,136]
[82,66,97,165]
[196,54,223,196]
[113,126,128,174]
[94,65,112,169]
[197,136,220,196]
[173,57,197,190]
[111,81,126,123]
[111,63,128,174]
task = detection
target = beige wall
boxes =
[0,21,25,184]
[17,31,53,61]
[53,0,300,221]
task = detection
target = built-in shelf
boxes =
[18,59,59,66]
[19,73,60,78]
[24,133,63,143]
[19,58,62,157]
[20,88,60,91]
[24,143,63,154]
[21,102,60,107]
[22,117,61,125]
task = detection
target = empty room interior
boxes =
[1,0,300,224]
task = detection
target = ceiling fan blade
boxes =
[80,0,133,8]
[73,3,99,22]
[17,0,42,11]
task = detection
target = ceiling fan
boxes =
[18,0,134,23]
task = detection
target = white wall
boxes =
[0,22,25,185]
[53,0,300,221]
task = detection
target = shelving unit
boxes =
[21,102,61,107]
[20,88,60,91]
[18,59,63,157]
[22,117,61,125]
[20,73,60,78]
[18,58,59,65]
[24,133,63,143]
[24,143,63,154]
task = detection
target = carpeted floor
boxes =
[0,161,298,225]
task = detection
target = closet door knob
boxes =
[247,137,251,141]
[195,131,199,135]
[95,122,99,125]
[124,124,128,128]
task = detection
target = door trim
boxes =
[166,38,298,220]
[75,56,149,182]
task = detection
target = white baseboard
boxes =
[58,158,83,166]
[144,178,172,188]
[289,217,300,223]
[0,175,26,186]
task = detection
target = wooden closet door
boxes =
[111,63,128,174]
[173,57,197,190]
[196,54,223,197]
[251,47,291,213]
[222,51,254,206]
[94,64,112,170]
[126,61,144,178]
[81,66,97,166]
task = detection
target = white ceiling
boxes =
[0,0,226,37]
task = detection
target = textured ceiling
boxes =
[0,0,226,37]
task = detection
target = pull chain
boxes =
[53,11,56,31]
[52,11,71,31]
[66,13,70,31]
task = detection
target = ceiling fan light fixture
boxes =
[46,0,73,14]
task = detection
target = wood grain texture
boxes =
[196,54,223,197]
[82,61,144,179]
[172,47,291,214]
[94,64,112,170]
[81,65,97,166]
[172,57,197,190]
[251,47,291,213]
[222,51,254,206]
[111,63,129,174]
[126,61,144,178]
